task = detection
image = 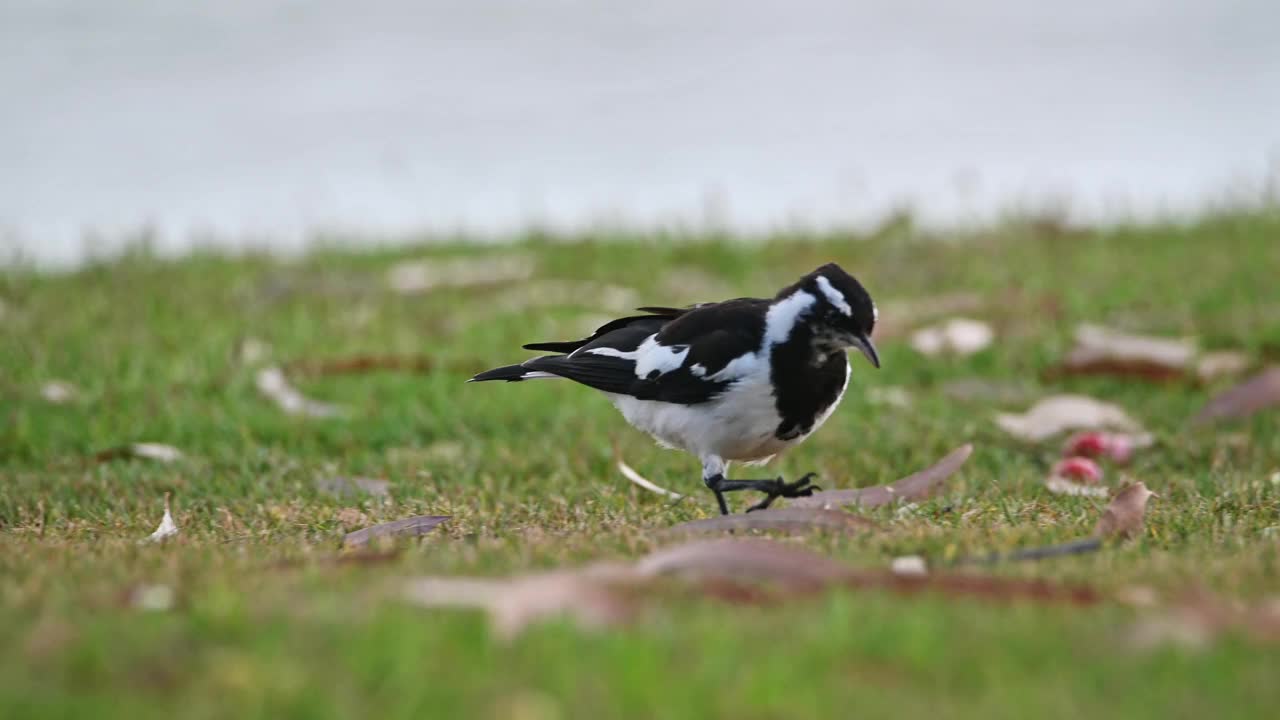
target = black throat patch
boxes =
[768,324,849,440]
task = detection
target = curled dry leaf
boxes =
[94,443,184,464]
[255,367,345,419]
[315,476,392,499]
[387,254,534,294]
[143,493,179,543]
[616,455,683,500]
[791,444,973,509]
[995,394,1144,442]
[663,507,880,536]
[1056,324,1196,381]
[40,380,77,404]
[1093,482,1157,540]
[343,515,449,548]
[909,317,994,357]
[1191,366,1280,426]
[1045,457,1108,497]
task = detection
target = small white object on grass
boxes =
[144,493,179,543]
[255,367,345,418]
[910,318,994,357]
[890,555,928,577]
[130,443,184,463]
[41,380,78,404]
[616,457,684,500]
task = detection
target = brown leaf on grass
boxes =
[315,476,391,499]
[404,564,638,640]
[790,444,973,509]
[1052,324,1196,381]
[343,515,450,548]
[255,366,345,418]
[995,395,1144,442]
[1191,366,1280,426]
[663,508,880,536]
[635,538,853,589]
[1092,482,1157,539]
[284,356,435,377]
[640,539,1099,606]
[93,443,184,464]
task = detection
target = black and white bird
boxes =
[470,263,880,514]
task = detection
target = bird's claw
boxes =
[745,473,821,512]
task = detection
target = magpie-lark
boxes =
[471,263,880,514]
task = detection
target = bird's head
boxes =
[780,263,880,368]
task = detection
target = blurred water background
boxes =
[3,1,1278,267]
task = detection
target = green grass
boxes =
[3,211,1280,719]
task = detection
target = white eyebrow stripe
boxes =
[815,276,852,316]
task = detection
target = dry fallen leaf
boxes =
[143,493,179,543]
[791,444,973,509]
[663,507,880,536]
[909,318,994,357]
[1191,365,1280,426]
[1055,324,1196,381]
[635,538,853,588]
[255,367,345,418]
[995,394,1144,442]
[1093,482,1157,539]
[343,515,450,548]
[616,455,684,500]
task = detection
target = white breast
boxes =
[608,358,850,464]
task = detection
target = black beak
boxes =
[852,333,881,369]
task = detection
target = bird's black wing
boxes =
[517,298,769,405]
[522,307,687,354]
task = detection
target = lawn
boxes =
[3,211,1280,719]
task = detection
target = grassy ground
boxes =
[3,212,1280,719]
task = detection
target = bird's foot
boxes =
[744,473,821,512]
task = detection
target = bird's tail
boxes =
[468,363,560,383]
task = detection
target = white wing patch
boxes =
[688,363,707,377]
[815,276,852,316]
[585,334,690,378]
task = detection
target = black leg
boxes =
[703,475,732,515]
[703,472,820,514]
